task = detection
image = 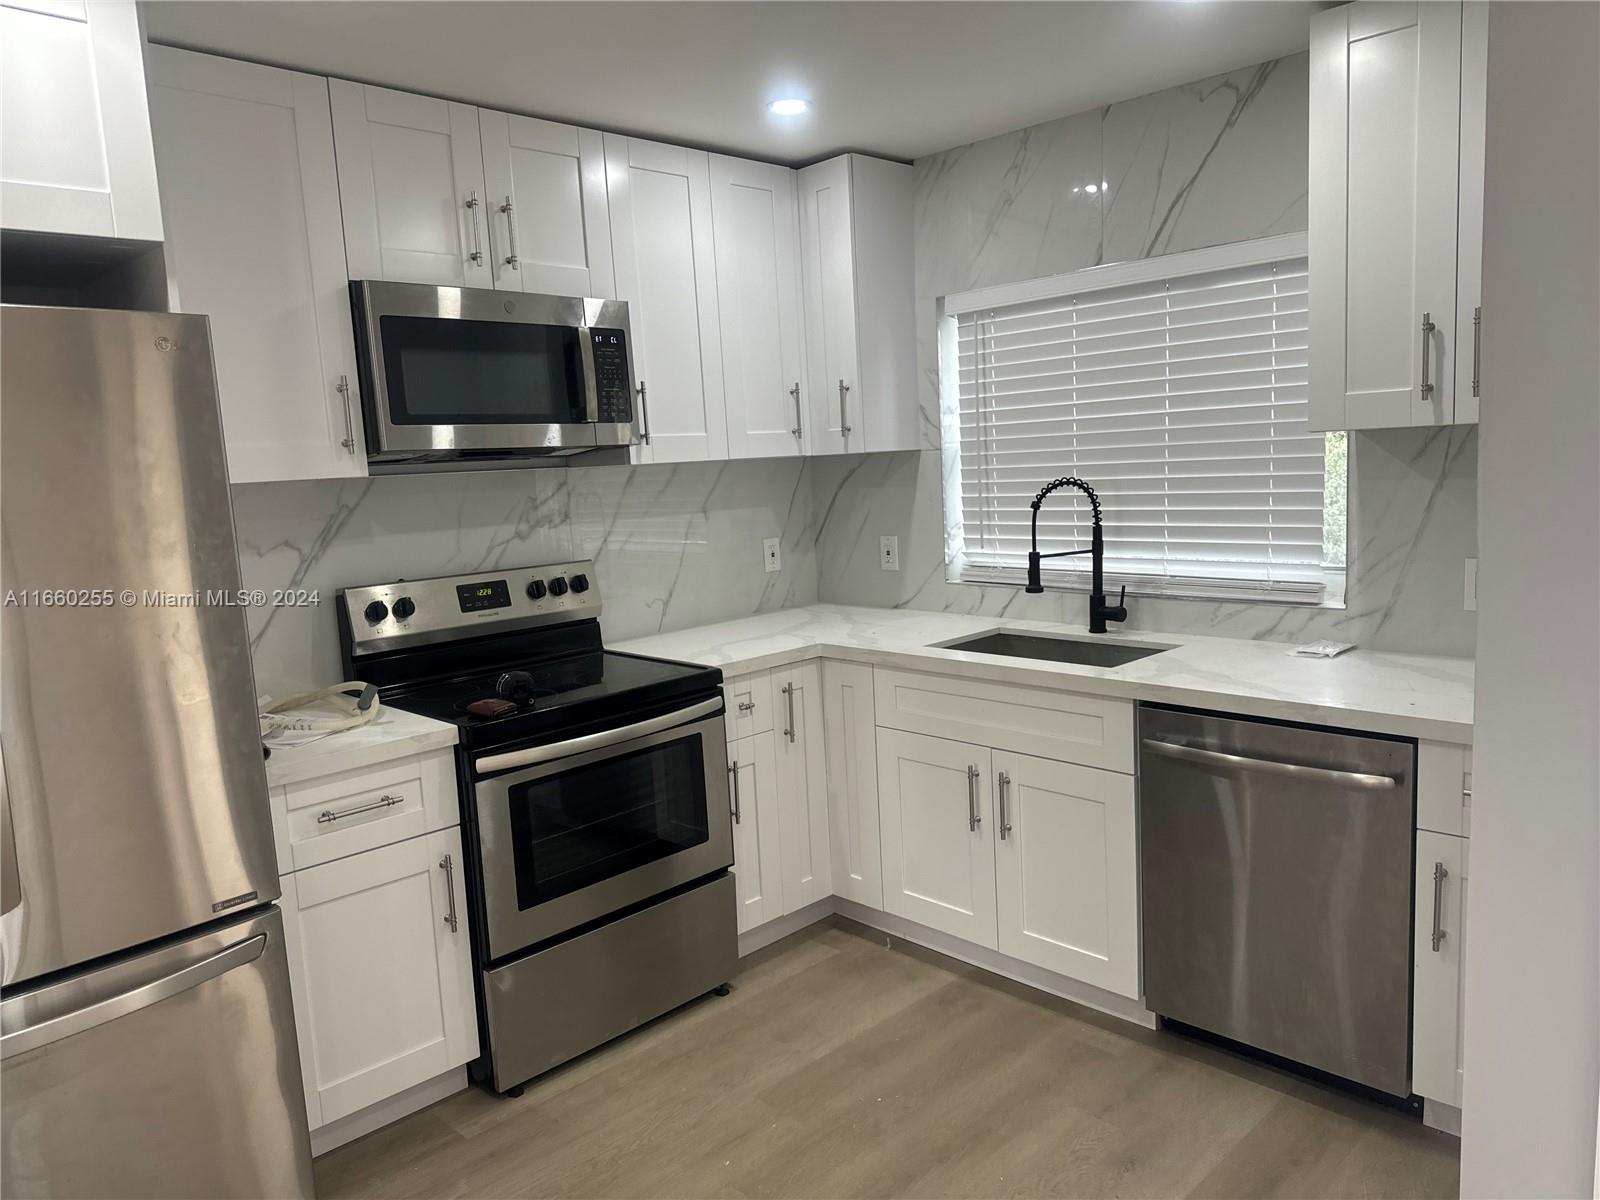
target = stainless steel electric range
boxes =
[338,560,737,1095]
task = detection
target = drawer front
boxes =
[725,672,773,741]
[1417,741,1471,837]
[279,751,458,871]
[873,668,1135,774]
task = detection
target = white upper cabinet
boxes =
[1451,3,1488,426]
[0,0,161,240]
[605,134,727,463]
[330,80,493,288]
[479,111,614,298]
[148,48,365,483]
[1310,1,1485,430]
[797,154,919,455]
[710,155,808,458]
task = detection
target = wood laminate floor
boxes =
[317,918,1459,1200]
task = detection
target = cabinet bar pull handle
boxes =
[789,382,803,440]
[781,682,796,743]
[729,761,741,824]
[337,375,356,453]
[439,853,459,932]
[500,196,519,268]
[464,192,483,264]
[997,770,1012,840]
[966,764,980,832]
[1419,312,1436,398]
[838,379,852,439]
[1430,860,1448,952]
[1471,306,1482,398]
[636,381,651,444]
[316,792,401,824]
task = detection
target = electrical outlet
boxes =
[1464,557,1477,611]
[880,535,900,571]
[763,537,781,574]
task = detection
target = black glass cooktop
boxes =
[383,649,720,750]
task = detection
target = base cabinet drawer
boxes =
[874,667,1134,773]
[278,827,477,1130]
[272,750,457,872]
[1413,830,1467,1106]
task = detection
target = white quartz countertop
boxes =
[615,605,1474,744]
[264,704,458,788]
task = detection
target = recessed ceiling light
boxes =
[767,98,811,117]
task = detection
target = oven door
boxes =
[473,702,732,960]
[354,280,604,458]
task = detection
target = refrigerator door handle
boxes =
[1,933,266,1061]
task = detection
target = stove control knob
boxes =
[392,596,416,621]
[363,600,389,625]
[525,579,547,601]
[569,573,590,594]
[548,577,569,597]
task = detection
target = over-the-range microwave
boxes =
[350,280,637,470]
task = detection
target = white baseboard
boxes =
[738,897,835,956]
[310,1068,467,1157]
[832,899,1158,1030]
[1422,1098,1462,1136]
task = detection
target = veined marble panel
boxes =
[233,459,818,694]
[1101,52,1309,262]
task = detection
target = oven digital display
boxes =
[456,579,512,613]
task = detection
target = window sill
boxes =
[950,565,1347,610]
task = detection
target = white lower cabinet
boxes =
[1413,829,1468,1109]
[877,729,998,947]
[822,661,883,908]
[773,663,832,911]
[992,751,1139,998]
[727,729,784,933]
[278,826,477,1130]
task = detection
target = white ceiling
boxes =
[142,2,1316,166]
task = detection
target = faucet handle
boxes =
[1107,585,1128,624]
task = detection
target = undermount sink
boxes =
[943,631,1169,669]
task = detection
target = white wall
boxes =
[1460,4,1600,1196]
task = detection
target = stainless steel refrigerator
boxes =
[0,305,315,1198]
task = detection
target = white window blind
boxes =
[951,240,1330,601]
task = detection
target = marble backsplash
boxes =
[234,459,816,695]
[813,48,1479,658]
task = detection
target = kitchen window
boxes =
[944,232,1346,604]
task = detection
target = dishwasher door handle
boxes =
[1141,739,1399,791]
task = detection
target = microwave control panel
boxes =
[590,328,632,424]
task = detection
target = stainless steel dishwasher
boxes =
[1139,705,1415,1096]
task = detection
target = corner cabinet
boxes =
[0,0,162,240]
[148,48,366,484]
[1309,1,1487,430]
[605,135,728,463]
[797,154,920,455]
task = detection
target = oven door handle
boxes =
[474,696,724,774]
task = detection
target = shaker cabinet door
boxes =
[1309,1,1463,429]
[773,663,832,912]
[1413,830,1468,1107]
[147,47,365,483]
[479,110,614,298]
[331,79,493,289]
[797,155,862,455]
[822,661,883,908]
[278,828,477,1129]
[728,731,784,933]
[711,154,807,458]
[876,728,997,949]
[992,750,1139,998]
[605,134,727,463]
[0,0,162,240]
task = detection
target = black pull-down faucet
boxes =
[1024,476,1129,635]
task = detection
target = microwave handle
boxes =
[636,380,651,444]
